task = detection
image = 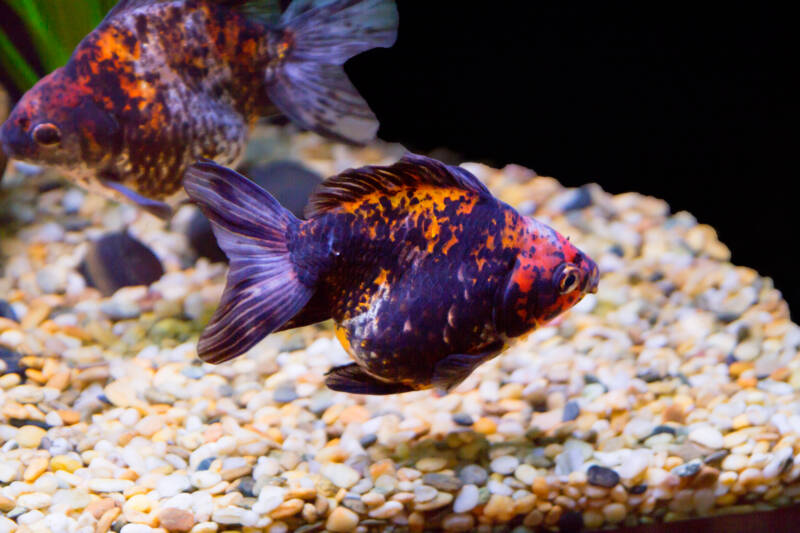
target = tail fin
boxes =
[183,160,313,364]
[265,0,398,144]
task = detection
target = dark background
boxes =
[348,2,795,315]
[1,2,794,314]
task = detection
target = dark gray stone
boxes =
[562,401,580,422]
[452,413,474,426]
[0,300,18,321]
[422,473,463,492]
[80,231,164,296]
[457,464,488,485]
[587,464,620,487]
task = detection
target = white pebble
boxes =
[253,486,286,515]
[120,525,155,533]
[688,426,724,449]
[88,479,134,493]
[368,501,403,518]
[453,484,479,513]
[17,492,52,509]
[157,474,191,497]
[322,464,360,489]
[490,456,519,475]
[487,479,513,495]
[212,506,247,524]
[191,470,222,489]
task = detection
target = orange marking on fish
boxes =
[442,234,459,255]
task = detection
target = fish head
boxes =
[497,216,598,338]
[0,68,122,174]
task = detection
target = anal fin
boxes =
[326,363,415,395]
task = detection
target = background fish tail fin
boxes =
[183,160,313,364]
[266,0,398,144]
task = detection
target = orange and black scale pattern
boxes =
[285,158,549,391]
[18,0,287,198]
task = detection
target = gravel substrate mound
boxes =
[1,127,799,533]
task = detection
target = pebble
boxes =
[453,484,480,513]
[458,465,488,485]
[326,506,359,533]
[689,426,724,449]
[17,425,47,448]
[273,382,298,403]
[490,456,520,475]
[587,465,620,488]
[562,401,580,421]
[452,413,474,426]
[81,231,164,296]
[89,479,135,492]
[422,473,463,491]
[322,464,361,489]
[158,474,192,497]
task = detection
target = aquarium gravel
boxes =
[1,126,799,533]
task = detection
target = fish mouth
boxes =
[586,263,600,294]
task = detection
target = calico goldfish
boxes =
[0,0,398,219]
[184,155,599,395]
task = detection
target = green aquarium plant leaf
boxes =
[0,0,118,92]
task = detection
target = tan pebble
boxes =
[738,468,762,486]
[270,498,304,519]
[732,414,750,429]
[104,379,139,408]
[158,507,195,532]
[523,509,544,527]
[408,511,425,532]
[583,509,604,529]
[0,373,22,389]
[416,457,447,472]
[368,459,396,479]
[663,404,686,424]
[17,425,47,448]
[728,361,753,378]
[2,400,29,420]
[23,456,49,481]
[513,493,537,515]
[391,492,415,504]
[221,466,252,482]
[414,491,452,511]
[287,486,317,500]
[603,502,626,523]
[545,505,563,526]
[693,466,719,488]
[441,513,475,532]
[124,494,152,513]
[360,492,385,507]
[532,477,549,498]
[722,454,748,471]
[45,371,70,391]
[368,500,404,518]
[0,495,15,512]
[326,506,360,533]
[338,405,370,424]
[716,493,738,506]
[483,494,515,522]
[21,301,51,329]
[474,417,497,434]
[95,507,121,533]
[58,409,81,425]
[86,498,117,519]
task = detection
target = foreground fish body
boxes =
[185,156,599,395]
[0,0,397,219]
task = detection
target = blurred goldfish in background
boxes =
[0,0,398,219]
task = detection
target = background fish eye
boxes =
[32,123,61,146]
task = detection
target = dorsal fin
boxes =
[102,0,280,23]
[305,153,491,218]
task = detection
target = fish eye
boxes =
[557,264,581,294]
[32,123,61,146]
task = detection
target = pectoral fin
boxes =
[101,179,173,220]
[325,363,416,395]
[432,342,505,394]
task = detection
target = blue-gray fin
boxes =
[432,341,505,393]
[101,179,173,220]
[183,160,313,364]
[325,363,416,395]
[266,0,399,145]
[305,153,491,218]
[103,1,280,23]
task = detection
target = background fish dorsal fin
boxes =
[305,153,491,218]
[103,0,284,23]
